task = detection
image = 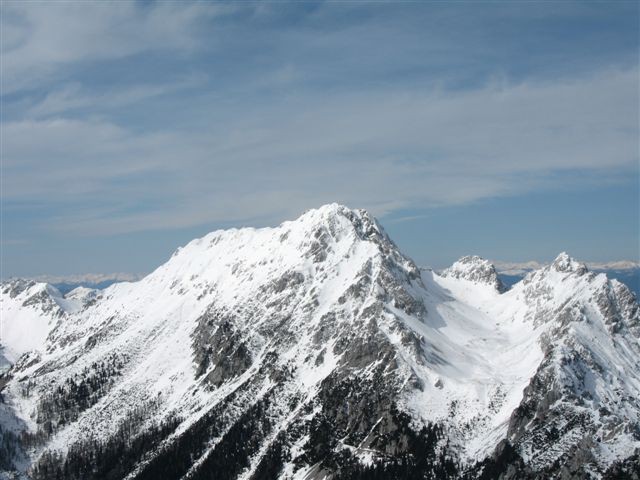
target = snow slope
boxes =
[0,281,81,364]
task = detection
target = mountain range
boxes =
[0,204,638,479]
[491,262,639,299]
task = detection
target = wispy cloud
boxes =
[4,67,637,235]
[1,1,226,93]
[0,239,30,246]
[26,74,207,118]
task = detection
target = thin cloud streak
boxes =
[25,74,208,118]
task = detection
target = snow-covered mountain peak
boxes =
[551,251,588,275]
[1,279,68,316]
[64,286,98,308]
[149,202,418,306]
[0,280,67,363]
[298,202,355,220]
[286,203,390,246]
[440,255,506,292]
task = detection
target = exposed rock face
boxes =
[0,204,638,480]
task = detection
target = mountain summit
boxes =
[441,255,507,293]
[1,205,638,479]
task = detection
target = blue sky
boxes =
[1,1,638,277]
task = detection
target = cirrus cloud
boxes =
[3,67,637,235]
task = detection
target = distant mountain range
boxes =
[19,260,640,299]
[490,260,640,298]
[1,204,638,479]
[22,273,144,296]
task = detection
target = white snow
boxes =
[0,282,75,362]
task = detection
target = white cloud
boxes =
[0,2,224,93]
[25,74,207,118]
